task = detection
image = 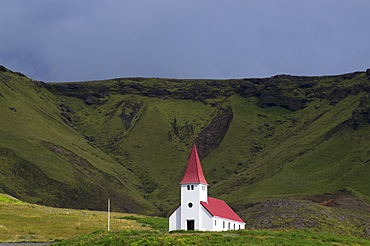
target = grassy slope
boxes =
[2,66,370,220]
[215,91,370,206]
[0,193,152,242]
[48,72,370,217]
[214,93,365,200]
[49,80,221,212]
[0,69,156,213]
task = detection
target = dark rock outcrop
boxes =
[196,107,233,158]
[240,197,370,238]
[366,69,370,77]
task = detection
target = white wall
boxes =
[212,216,245,231]
[200,205,213,230]
[180,183,208,230]
[169,206,181,231]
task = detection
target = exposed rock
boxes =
[168,118,195,142]
[196,107,233,158]
[366,69,370,77]
[85,97,96,105]
[328,87,351,105]
[242,199,319,230]
[316,197,370,211]
[0,65,8,72]
[364,226,370,237]
[235,81,260,97]
[84,135,95,142]
[351,96,370,130]
[240,197,370,238]
[61,112,72,122]
[9,107,17,112]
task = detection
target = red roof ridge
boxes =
[201,197,244,223]
[180,144,208,185]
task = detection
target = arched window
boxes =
[223,221,225,228]
[191,185,194,190]
[187,185,190,190]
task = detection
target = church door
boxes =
[187,220,195,231]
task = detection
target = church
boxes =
[169,144,245,231]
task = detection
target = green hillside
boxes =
[1,65,370,222]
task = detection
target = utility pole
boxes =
[108,198,111,231]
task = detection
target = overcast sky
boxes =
[0,1,369,82]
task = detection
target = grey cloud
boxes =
[0,0,369,82]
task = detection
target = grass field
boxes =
[54,229,370,245]
[0,194,152,242]
[1,193,370,245]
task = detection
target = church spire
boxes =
[180,144,208,185]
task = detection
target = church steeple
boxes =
[180,144,208,185]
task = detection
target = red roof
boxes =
[201,197,245,223]
[180,144,208,185]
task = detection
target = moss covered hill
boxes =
[1,65,370,219]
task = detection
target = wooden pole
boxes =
[108,198,111,231]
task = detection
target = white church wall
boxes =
[180,183,208,230]
[181,184,207,204]
[198,184,208,202]
[200,205,213,231]
[180,184,194,230]
[169,206,181,231]
[212,216,245,231]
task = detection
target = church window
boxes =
[191,185,194,190]
[215,220,217,226]
[239,225,241,230]
[228,222,230,230]
[202,186,205,191]
[188,202,193,208]
[223,221,225,228]
[233,224,235,230]
[187,185,190,190]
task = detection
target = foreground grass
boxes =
[1,194,369,245]
[0,195,152,242]
[54,229,370,246]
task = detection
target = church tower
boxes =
[179,144,208,230]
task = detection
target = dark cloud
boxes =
[0,0,369,82]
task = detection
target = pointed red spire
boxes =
[180,144,208,185]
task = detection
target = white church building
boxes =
[169,144,245,231]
